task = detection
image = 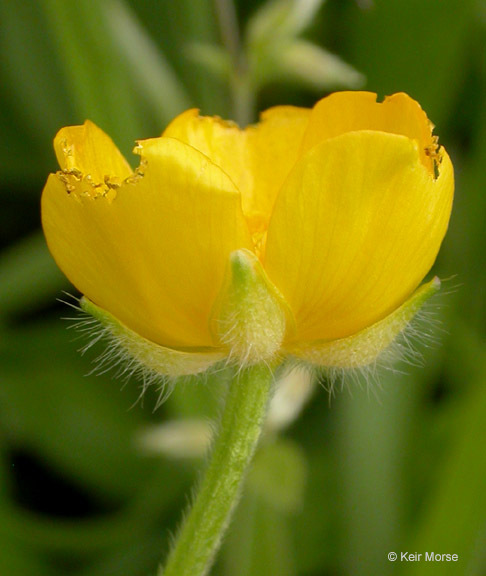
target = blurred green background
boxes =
[1,0,485,575]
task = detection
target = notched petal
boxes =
[54,170,120,202]
[53,120,133,200]
[286,277,440,369]
[301,91,439,175]
[264,131,453,342]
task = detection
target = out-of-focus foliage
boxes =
[0,1,484,575]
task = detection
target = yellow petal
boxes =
[54,120,132,183]
[81,297,225,377]
[244,106,311,249]
[42,128,253,348]
[264,131,453,342]
[286,277,440,368]
[163,106,310,246]
[301,92,438,174]
[162,108,246,196]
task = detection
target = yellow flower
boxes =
[41,92,453,377]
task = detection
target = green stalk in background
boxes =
[214,0,255,126]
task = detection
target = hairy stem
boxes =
[159,363,274,576]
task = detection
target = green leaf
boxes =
[40,0,145,152]
[103,0,193,127]
[247,0,326,45]
[245,0,363,94]
[134,0,229,116]
[186,43,233,81]
[0,1,72,181]
[251,38,364,91]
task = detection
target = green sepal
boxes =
[211,249,293,366]
[80,297,224,377]
[286,277,441,369]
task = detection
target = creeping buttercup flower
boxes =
[42,92,453,378]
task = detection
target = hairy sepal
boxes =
[212,249,293,366]
[80,297,225,378]
[286,277,441,369]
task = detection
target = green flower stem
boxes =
[160,363,274,576]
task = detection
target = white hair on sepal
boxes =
[56,278,455,410]
[58,294,273,411]
[383,277,457,369]
[288,280,453,404]
[58,294,177,408]
[59,293,233,410]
